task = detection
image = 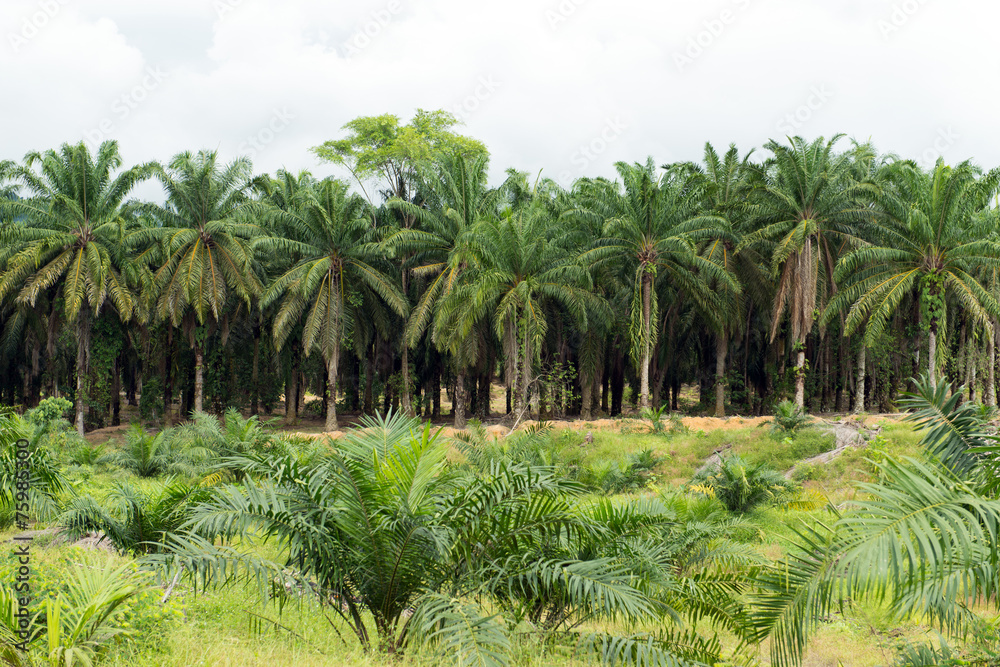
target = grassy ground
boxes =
[12,411,993,666]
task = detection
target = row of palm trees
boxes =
[2,124,1000,434]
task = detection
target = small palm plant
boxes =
[97,424,209,478]
[641,404,670,434]
[690,455,797,514]
[177,409,287,482]
[156,411,761,666]
[0,411,68,524]
[59,478,210,554]
[769,399,812,436]
[0,556,149,666]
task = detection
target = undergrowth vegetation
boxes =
[1,379,1000,666]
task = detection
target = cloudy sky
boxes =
[2,0,994,199]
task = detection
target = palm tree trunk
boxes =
[325,352,339,431]
[400,345,413,417]
[639,272,653,410]
[74,306,91,436]
[453,369,467,429]
[194,344,205,414]
[250,323,260,416]
[581,380,593,420]
[989,322,998,408]
[286,349,299,425]
[929,325,938,384]
[714,333,727,418]
[794,348,806,410]
[853,344,866,414]
[111,354,121,426]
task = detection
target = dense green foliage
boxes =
[5,116,1000,432]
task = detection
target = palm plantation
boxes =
[0,141,152,435]
[6,121,1000,666]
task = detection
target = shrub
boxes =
[769,400,812,436]
[24,396,73,427]
[689,455,797,514]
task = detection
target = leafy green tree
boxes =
[828,159,1000,384]
[0,141,152,434]
[260,175,407,430]
[578,158,733,410]
[742,135,878,408]
[146,150,265,414]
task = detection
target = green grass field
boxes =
[4,414,994,666]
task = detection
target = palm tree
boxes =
[437,178,606,421]
[158,412,761,665]
[0,141,152,435]
[741,135,878,409]
[260,175,407,430]
[384,154,502,427]
[697,143,766,417]
[146,150,265,414]
[756,375,1000,666]
[60,477,210,554]
[828,159,1000,384]
[577,158,733,410]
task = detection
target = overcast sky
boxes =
[2,0,995,200]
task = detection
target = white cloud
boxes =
[2,0,998,200]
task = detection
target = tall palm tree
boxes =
[741,135,878,409]
[260,175,407,430]
[384,154,502,427]
[146,150,265,414]
[0,141,152,434]
[577,158,733,410]
[828,158,1000,384]
[696,143,766,417]
[437,180,606,420]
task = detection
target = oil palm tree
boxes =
[383,154,502,427]
[157,411,761,666]
[0,141,152,434]
[756,375,1000,666]
[696,143,767,416]
[260,175,408,430]
[577,158,734,410]
[146,150,266,414]
[741,135,879,408]
[437,178,606,421]
[827,159,1000,384]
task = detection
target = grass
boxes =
[13,412,988,667]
